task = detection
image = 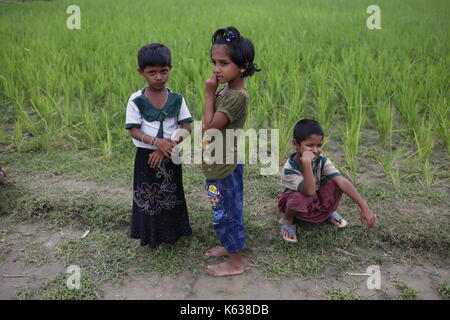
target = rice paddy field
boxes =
[1,0,448,174]
[0,0,449,301]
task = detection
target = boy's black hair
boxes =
[137,43,171,70]
[293,119,324,143]
[211,26,261,77]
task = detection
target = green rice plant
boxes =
[377,146,406,190]
[430,96,449,153]
[0,0,447,172]
[310,64,335,132]
[421,158,438,188]
[374,99,394,147]
[413,120,433,164]
[103,122,113,160]
[0,123,5,144]
[13,119,23,149]
[394,80,425,136]
[413,120,436,187]
[341,102,366,183]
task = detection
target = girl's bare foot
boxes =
[205,246,229,257]
[206,261,244,277]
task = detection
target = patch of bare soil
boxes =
[1,174,448,300]
[0,217,85,299]
[101,259,448,300]
[1,218,448,300]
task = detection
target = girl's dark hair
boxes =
[293,119,324,143]
[137,43,171,70]
[211,26,261,77]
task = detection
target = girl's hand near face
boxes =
[205,73,218,96]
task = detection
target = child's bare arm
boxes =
[180,122,192,134]
[172,123,192,144]
[331,175,377,228]
[128,127,174,157]
[299,151,316,196]
[203,73,230,130]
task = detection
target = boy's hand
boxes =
[148,149,166,169]
[360,206,377,228]
[300,151,316,165]
[205,73,218,96]
[156,138,175,158]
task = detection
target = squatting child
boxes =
[125,43,193,249]
[278,119,377,242]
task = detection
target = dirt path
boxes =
[0,219,447,300]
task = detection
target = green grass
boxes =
[20,244,49,266]
[437,283,450,300]
[328,288,362,300]
[0,148,448,299]
[395,279,418,300]
[0,0,449,300]
[0,0,449,181]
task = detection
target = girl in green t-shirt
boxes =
[202,26,260,277]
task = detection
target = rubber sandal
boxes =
[279,223,298,243]
[327,211,348,228]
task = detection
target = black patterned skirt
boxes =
[130,147,192,248]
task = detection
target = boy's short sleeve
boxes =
[321,158,341,178]
[281,169,304,192]
[216,90,248,123]
[125,97,142,129]
[177,97,193,124]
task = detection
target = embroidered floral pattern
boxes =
[133,159,179,215]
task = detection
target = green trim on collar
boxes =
[288,153,303,173]
[125,123,141,129]
[178,117,193,124]
[312,155,323,175]
[132,88,183,138]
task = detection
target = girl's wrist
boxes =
[205,88,216,96]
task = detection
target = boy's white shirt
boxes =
[125,88,192,150]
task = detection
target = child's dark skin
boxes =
[129,64,191,169]
[279,134,377,242]
[203,44,247,277]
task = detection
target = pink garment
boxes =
[278,179,343,223]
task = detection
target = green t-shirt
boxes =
[202,88,249,180]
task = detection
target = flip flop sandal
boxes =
[327,211,348,228]
[279,223,298,243]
